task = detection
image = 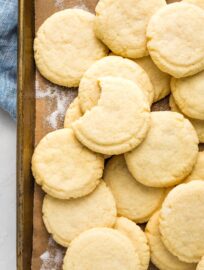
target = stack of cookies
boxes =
[32,0,204,269]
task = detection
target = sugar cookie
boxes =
[64,99,111,159]
[183,0,204,9]
[34,9,108,87]
[78,55,154,112]
[160,181,204,263]
[171,71,204,120]
[43,181,116,247]
[169,95,204,143]
[146,211,196,270]
[95,0,166,59]
[73,77,150,155]
[32,128,104,199]
[64,98,82,128]
[184,152,204,182]
[147,3,204,78]
[125,111,199,187]
[104,156,165,223]
[197,257,204,270]
[115,217,150,270]
[63,228,141,270]
[135,56,171,102]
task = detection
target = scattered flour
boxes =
[74,2,89,11]
[36,78,77,129]
[40,237,65,270]
[54,0,89,11]
[54,0,65,9]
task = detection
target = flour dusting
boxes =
[36,77,77,129]
[54,0,65,9]
[54,0,89,11]
[40,237,65,270]
[74,2,89,11]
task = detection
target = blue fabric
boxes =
[0,0,17,119]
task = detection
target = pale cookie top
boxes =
[171,71,204,120]
[94,0,166,59]
[125,111,199,188]
[115,217,150,270]
[73,77,150,155]
[63,228,141,270]
[147,3,204,78]
[64,99,110,159]
[135,56,171,103]
[104,155,165,223]
[64,98,82,128]
[78,55,154,112]
[169,95,204,143]
[183,0,204,9]
[42,181,116,247]
[184,152,204,182]
[160,181,204,263]
[146,211,196,270]
[34,9,108,87]
[197,256,204,270]
[32,128,104,199]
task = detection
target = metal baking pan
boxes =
[17,0,35,269]
[17,0,197,269]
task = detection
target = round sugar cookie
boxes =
[73,77,150,155]
[42,181,116,247]
[160,181,204,263]
[125,111,199,188]
[64,99,111,159]
[104,155,165,223]
[147,3,204,78]
[135,56,171,103]
[171,71,204,120]
[169,95,204,143]
[32,128,104,199]
[146,211,196,270]
[34,9,108,87]
[184,152,204,182]
[115,217,150,270]
[78,55,154,112]
[63,228,141,270]
[183,0,204,9]
[197,257,204,270]
[64,98,82,128]
[94,0,166,59]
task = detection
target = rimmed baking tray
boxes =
[17,0,35,269]
[17,0,199,269]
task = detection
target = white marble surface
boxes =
[0,108,16,269]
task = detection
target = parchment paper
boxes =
[32,1,197,269]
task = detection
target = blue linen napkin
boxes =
[0,0,17,119]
